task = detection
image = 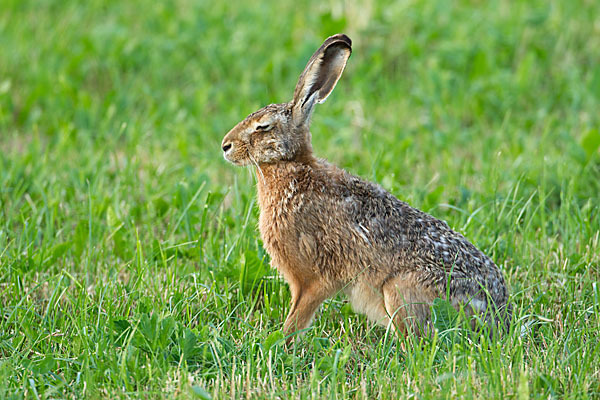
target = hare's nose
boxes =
[222,142,232,152]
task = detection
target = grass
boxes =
[1,0,600,398]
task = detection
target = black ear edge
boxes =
[301,34,352,75]
[319,34,352,55]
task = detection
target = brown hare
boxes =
[222,34,511,341]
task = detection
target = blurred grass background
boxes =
[1,0,599,398]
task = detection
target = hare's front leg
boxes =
[282,277,332,342]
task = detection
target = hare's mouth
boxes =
[223,150,250,166]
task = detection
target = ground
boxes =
[1,0,599,398]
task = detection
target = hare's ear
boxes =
[291,34,352,127]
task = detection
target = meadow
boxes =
[1,0,600,398]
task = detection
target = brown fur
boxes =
[221,34,511,341]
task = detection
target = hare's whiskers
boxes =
[249,153,266,185]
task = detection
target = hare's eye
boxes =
[256,124,272,132]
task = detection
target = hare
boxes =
[222,34,511,340]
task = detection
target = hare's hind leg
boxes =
[382,273,439,337]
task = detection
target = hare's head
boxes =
[222,34,352,166]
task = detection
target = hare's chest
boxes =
[257,185,308,257]
[258,196,301,249]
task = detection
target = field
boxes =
[1,0,600,398]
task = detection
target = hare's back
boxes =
[330,170,509,306]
